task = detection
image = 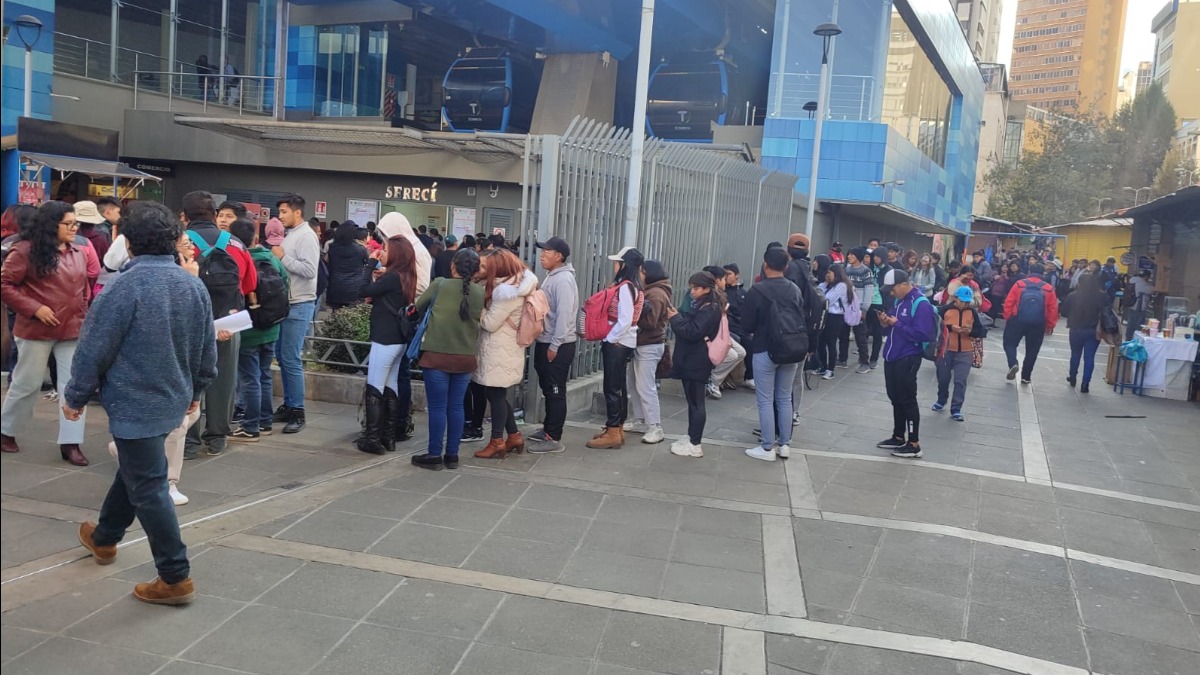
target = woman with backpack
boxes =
[586,247,645,450]
[666,271,724,458]
[816,264,853,380]
[1061,272,1108,393]
[354,234,418,455]
[472,249,539,460]
[409,248,486,470]
[325,221,369,311]
[624,260,671,445]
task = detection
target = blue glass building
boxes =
[763,0,983,239]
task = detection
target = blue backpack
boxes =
[1015,280,1048,325]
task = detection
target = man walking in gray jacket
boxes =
[69,202,217,605]
[529,236,578,452]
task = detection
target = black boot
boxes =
[355,387,385,455]
[394,398,413,442]
[380,387,398,452]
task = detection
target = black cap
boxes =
[880,268,910,295]
[885,242,902,253]
[536,236,570,260]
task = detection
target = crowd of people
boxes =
[0,190,1142,606]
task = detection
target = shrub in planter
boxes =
[318,303,372,374]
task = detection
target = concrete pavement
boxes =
[2,333,1199,674]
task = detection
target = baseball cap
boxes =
[880,268,909,294]
[832,241,843,249]
[73,201,105,225]
[786,233,810,250]
[444,234,457,246]
[607,246,644,264]
[265,218,286,246]
[537,236,571,259]
[954,286,975,303]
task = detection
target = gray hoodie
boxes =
[537,262,578,350]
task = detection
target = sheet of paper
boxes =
[214,310,253,334]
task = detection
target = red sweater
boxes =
[1003,275,1059,329]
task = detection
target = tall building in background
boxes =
[953,0,1006,62]
[1115,61,1155,110]
[1152,0,1200,120]
[1009,0,1127,117]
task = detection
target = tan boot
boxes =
[504,432,525,454]
[134,577,195,605]
[78,522,116,565]
[586,426,624,449]
[591,427,608,440]
[474,437,510,459]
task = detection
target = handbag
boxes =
[707,314,732,366]
[656,343,673,379]
[380,294,418,345]
[405,280,443,361]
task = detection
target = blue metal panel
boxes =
[486,0,633,58]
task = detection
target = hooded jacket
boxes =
[377,212,431,295]
[669,298,721,381]
[325,239,369,306]
[1003,273,1059,328]
[536,262,578,349]
[474,269,538,388]
[883,287,938,362]
[638,278,673,345]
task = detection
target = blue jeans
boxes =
[1068,327,1101,385]
[422,368,471,458]
[94,433,189,584]
[238,342,276,433]
[753,352,798,450]
[276,301,315,409]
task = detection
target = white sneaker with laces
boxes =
[776,444,790,459]
[792,411,802,426]
[705,383,722,399]
[744,379,756,389]
[744,446,777,462]
[670,441,704,458]
[623,419,647,434]
[642,424,665,444]
[169,482,189,506]
[822,370,835,380]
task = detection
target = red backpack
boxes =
[581,282,642,341]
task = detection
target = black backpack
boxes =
[187,230,244,317]
[766,285,810,364]
[248,256,289,329]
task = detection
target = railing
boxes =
[52,31,275,116]
[133,70,277,115]
[769,73,879,122]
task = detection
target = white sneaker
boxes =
[776,444,791,459]
[744,446,777,462]
[705,383,722,399]
[792,411,802,426]
[744,379,755,389]
[670,441,704,458]
[169,483,189,506]
[822,370,835,380]
[623,419,647,434]
[642,425,665,444]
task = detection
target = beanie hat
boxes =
[848,246,869,262]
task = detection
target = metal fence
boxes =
[513,118,799,384]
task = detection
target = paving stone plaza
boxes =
[2,334,1198,674]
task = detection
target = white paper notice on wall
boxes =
[348,199,379,226]
[452,207,476,239]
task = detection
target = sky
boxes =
[996,0,1161,76]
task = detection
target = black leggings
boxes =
[601,342,633,427]
[464,382,488,429]
[819,314,845,371]
[483,385,518,439]
[682,379,706,444]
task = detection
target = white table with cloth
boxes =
[1138,335,1198,400]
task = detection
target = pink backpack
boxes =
[507,287,550,348]
[706,314,732,366]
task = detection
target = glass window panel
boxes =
[880,8,952,166]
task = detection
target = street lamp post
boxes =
[1123,186,1152,206]
[11,15,44,117]
[872,179,905,203]
[1093,197,1112,215]
[624,0,655,248]
[804,22,842,240]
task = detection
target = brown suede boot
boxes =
[504,432,525,454]
[1,434,19,453]
[134,577,195,605]
[586,426,624,449]
[78,522,116,565]
[591,427,607,440]
[474,437,510,459]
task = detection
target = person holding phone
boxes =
[875,269,937,459]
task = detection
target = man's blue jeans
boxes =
[94,433,189,584]
[752,352,798,450]
[238,342,276,433]
[276,301,315,409]
[422,368,471,458]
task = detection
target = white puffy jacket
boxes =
[473,270,537,388]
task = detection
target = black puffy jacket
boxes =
[325,242,369,307]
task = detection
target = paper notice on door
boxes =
[213,310,254,334]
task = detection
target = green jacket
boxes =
[242,247,289,347]
[415,276,485,356]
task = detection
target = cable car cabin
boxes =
[647,58,739,142]
[442,48,535,133]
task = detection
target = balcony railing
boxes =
[53,32,275,116]
[769,73,879,122]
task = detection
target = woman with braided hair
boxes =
[409,248,486,470]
